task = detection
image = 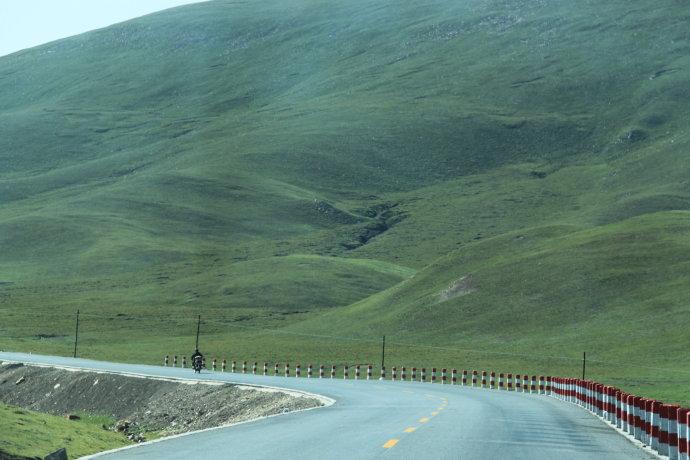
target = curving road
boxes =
[0,352,653,459]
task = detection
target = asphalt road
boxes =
[0,352,653,459]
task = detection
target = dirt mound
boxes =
[0,363,322,438]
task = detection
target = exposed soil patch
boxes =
[438,275,476,302]
[0,363,324,441]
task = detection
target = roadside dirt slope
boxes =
[0,363,323,438]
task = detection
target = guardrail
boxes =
[162,355,552,392]
[552,377,689,459]
[163,355,688,458]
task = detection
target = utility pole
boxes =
[381,335,386,370]
[582,351,586,380]
[195,314,201,351]
[73,309,80,358]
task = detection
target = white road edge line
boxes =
[0,358,336,459]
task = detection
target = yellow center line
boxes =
[383,439,399,449]
[431,411,439,416]
[419,417,430,423]
[404,427,416,433]
[437,407,444,411]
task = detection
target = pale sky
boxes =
[0,0,208,57]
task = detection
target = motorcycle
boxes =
[193,357,203,373]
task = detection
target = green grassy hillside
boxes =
[0,403,129,459]
[1,0,689,405]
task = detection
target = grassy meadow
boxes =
[0,404,129,459]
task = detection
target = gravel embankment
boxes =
[0,363,323,440]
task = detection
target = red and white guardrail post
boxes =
[401,367,406,381]
[320,365,325,378]
[242,361,247,374]
[308,364,313,378]
[182,356,186,368]
[481,371,487,388]
[253,362,257,375]
[285,363,290,377]
[392,366,397,381]
[472,370,478,387]
[462,370,468,386]
[367,364,373,380]
[355,365,360,380]
[431,368,437,383]
[668,405,681,460]
[421,368,426,382]
[344,365,349,379]
[441,368,447,384]
[661,404,672,457]
[274,363,279,376]
[646,399,654,447]
[651,400,662,452]
[263,362,268,376]
[164,355,169,367]
[296,364,301,378]
[411,367,417,381]
[628,395,636,437]
[331,365,336,379]
[451,369,457,385]
[676,407,690,460]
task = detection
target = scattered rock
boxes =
[65,414,80,421]
[115,420,131,432]
[622,129,647,143]
[15,376,25,385]
[43,448,67,460]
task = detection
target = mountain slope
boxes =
[0,0,689,403]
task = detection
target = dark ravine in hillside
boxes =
[342,203,406,250]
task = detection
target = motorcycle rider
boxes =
[191,349,203,373]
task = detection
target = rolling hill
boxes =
[0,0,689,403]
